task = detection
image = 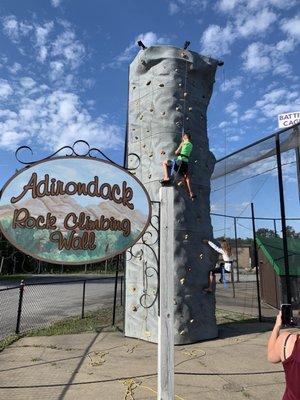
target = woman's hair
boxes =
[221,240,232,256]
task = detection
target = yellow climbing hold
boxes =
[180,278,185,285]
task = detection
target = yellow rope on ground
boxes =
[120,378,141,400]
[87,351,108,367]
[140,384,186,400]
[119,378,186,400]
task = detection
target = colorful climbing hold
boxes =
[180,278,185,285]
[188,107,193,111]
[132,305,137,312]
[190,319,194,323]
[183,92,188,97]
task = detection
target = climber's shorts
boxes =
[169,160,189,175]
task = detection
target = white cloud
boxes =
[200,24,236,56]
[0,89,123,152]
[105,31,170,69]
[227,134,241,142]
[236,8,276,37]
[217,0,297,12]
[217,0,240,12]
[2,15,33,42]
[225,102,238,114]
[0,79,13,98]
[20,77,36,90]
[240,108,257,121]
[233,89,243,99]
[168,0,207,14]
[242,39,296,77]
[8,62,22,74]
[253,88,300,118]
[169,2,180,14]
[220,76,243,92]
[219,121,230,128]
[281,15,300,40]
[51,30,85,69]
[51,0,61,7]
[242,42,271,73]
[35,22,54,62]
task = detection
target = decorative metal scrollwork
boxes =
[126,201,160,309]
[15,140,141,173]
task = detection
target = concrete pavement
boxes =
[0,320,295,400]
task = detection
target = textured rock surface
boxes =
[125,45,219,344]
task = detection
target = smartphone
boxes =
[281,304,292,326]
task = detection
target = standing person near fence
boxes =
[267,311,300,400]
[202,239,233,293]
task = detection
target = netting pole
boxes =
[294,126,300,203]
[273,219,277,236]
[251,203,262,322]
[16,280,25,334]
[81,280,86,319]
[112,257,119,326]
[234,217,240,282]
[275,133,292,305]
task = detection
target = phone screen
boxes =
[281,304,292,325]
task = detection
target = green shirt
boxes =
[177,141,193,162]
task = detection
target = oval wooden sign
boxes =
[0,157,151,265]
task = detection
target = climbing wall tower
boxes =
[125,45,221,345]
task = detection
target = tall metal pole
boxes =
[112,257,119,326]
[273,219,277,237]
[251,203,262,322]
[234,217,240,282]
[294,125,300,203]
[158,187,174,400]
[275,133,292,304]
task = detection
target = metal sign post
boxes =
[158,186,174,400]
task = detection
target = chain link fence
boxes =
[0,276,123,340]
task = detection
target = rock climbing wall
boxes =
[125,45,220,344]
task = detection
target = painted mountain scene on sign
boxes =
[0,157,151,264]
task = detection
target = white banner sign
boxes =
[278,111,300,129]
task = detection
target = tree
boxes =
[256,228,277,238]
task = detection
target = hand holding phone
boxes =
[281,304,292,326]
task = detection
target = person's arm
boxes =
[267,312,287,363]
[174,142,183,155]
[207,240,224,255]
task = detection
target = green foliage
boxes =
[2,215,136,263]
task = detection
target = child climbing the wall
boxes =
[202,239,233,293]
[160,132,195,199]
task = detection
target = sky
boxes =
[0,0,299,228]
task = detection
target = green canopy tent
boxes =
[257,236,300,309]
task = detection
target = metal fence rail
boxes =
[0,276,124,340]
